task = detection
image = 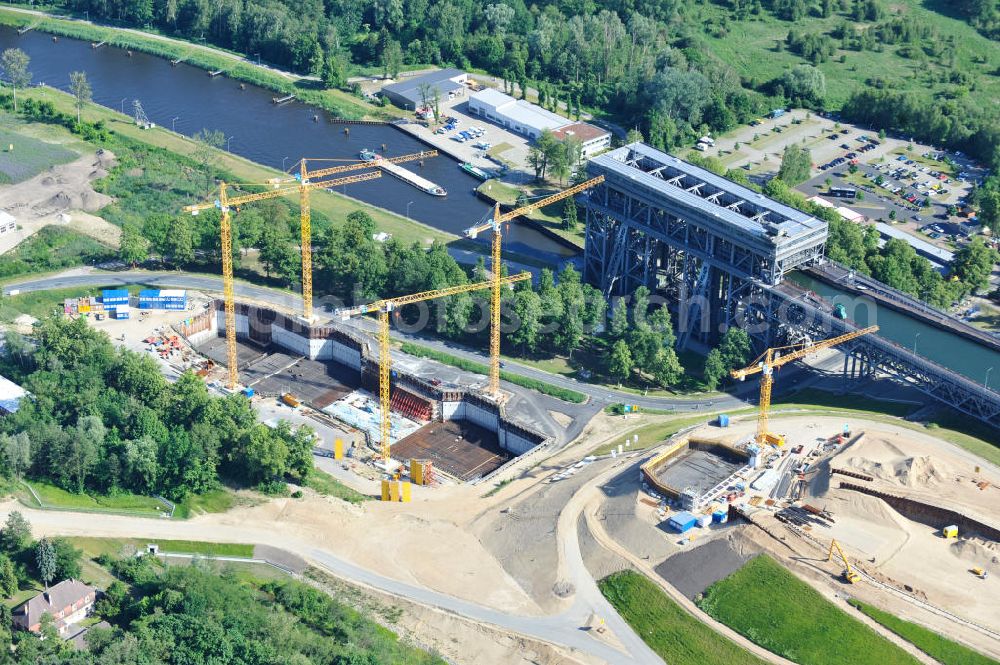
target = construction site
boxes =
[180,300,549,485]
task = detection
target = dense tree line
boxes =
[0,317,315,500]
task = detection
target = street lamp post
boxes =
[406,201,414,219]
[986,367,994,391]
[227,136,235,152]
[282,156,289,172]
[913,332,921,354]
[120,97,127,114]
[171,116,179,132]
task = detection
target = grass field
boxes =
[848,600,998,665]
[69,536,254,559]
[475,180,584,247]
[173,488,240,519]
[0,125,77,183]
[698,555,921,665]
[599,570,767,665]
[399,341,587,402]
[304,469,369,504]
[19,480,171,517]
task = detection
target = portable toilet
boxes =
[718,414,730,427]
[334,438,344,460]
[943,525,958,539]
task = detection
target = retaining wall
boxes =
[839,482,1000,541]
[191,299,549,458]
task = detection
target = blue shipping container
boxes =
[718,413,730,427]
[668,511,697,533]
[102,289,130,305]
[138,289,187,310]
[713,510,728,524]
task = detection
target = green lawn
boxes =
[304,469,369,504]
[848,600,998,665]
[400,341,587,403]
[18,480,171,517]
[0,124,77,183]
[173,488,239,519]
[599,570,767,665]
[698,555,921,665]
[69,536,253,559]
[475,180,585,247]
[590,411,749,455]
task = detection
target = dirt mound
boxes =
[89,168,108,180]
[846,454,951,489]
[40,176,55,186]
[952,538,1000,575]
[94,149,117,169]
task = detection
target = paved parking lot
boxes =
[396,94,534,177]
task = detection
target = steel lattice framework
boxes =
[583,143,827,347]
[581,143,1000,430]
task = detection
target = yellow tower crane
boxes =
[730,325,878,446]
[828,538,860,583]
[335,272,532,463]
[463,176,604,397]
[183,171,382,390]
[290,150,437,320]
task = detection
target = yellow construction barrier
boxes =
[381,479,391,501]
[400,481,411,502]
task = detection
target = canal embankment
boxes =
[0,7,380,121]
[804,262,1000,354]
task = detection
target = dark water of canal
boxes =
[0,26,573,257]
[790,272,1000,389]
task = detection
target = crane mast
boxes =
[184,170,382,390]
[336,272,532,463]
[464,175,604,397]
[731,325,879,445]
[292,151,436,320]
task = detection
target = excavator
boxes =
[828,539,860,584]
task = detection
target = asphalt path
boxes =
[4,269,754,413]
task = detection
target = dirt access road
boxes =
[3,486,656,665]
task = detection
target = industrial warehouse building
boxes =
[381,69,468,111]
[468,89,611,152]
[468,89,568,139]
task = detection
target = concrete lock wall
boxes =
[441,400,464,420]
[502,426,539,455]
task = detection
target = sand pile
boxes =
[952,538,1000,575]
[846,453,951,488]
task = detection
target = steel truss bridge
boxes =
[582,143,1000,429]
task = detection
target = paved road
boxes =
[8,500,644,664]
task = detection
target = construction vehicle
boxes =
[183,170,382,390]
[335,272,531,463]
[281,393,300,408]
[289,151,436,320]
[464,176,604,397]
[730,326,878,446]
[971,567,988,579]
[828,539,860,583]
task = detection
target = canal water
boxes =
[790,272,1000,388]
[0,26,572,257]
